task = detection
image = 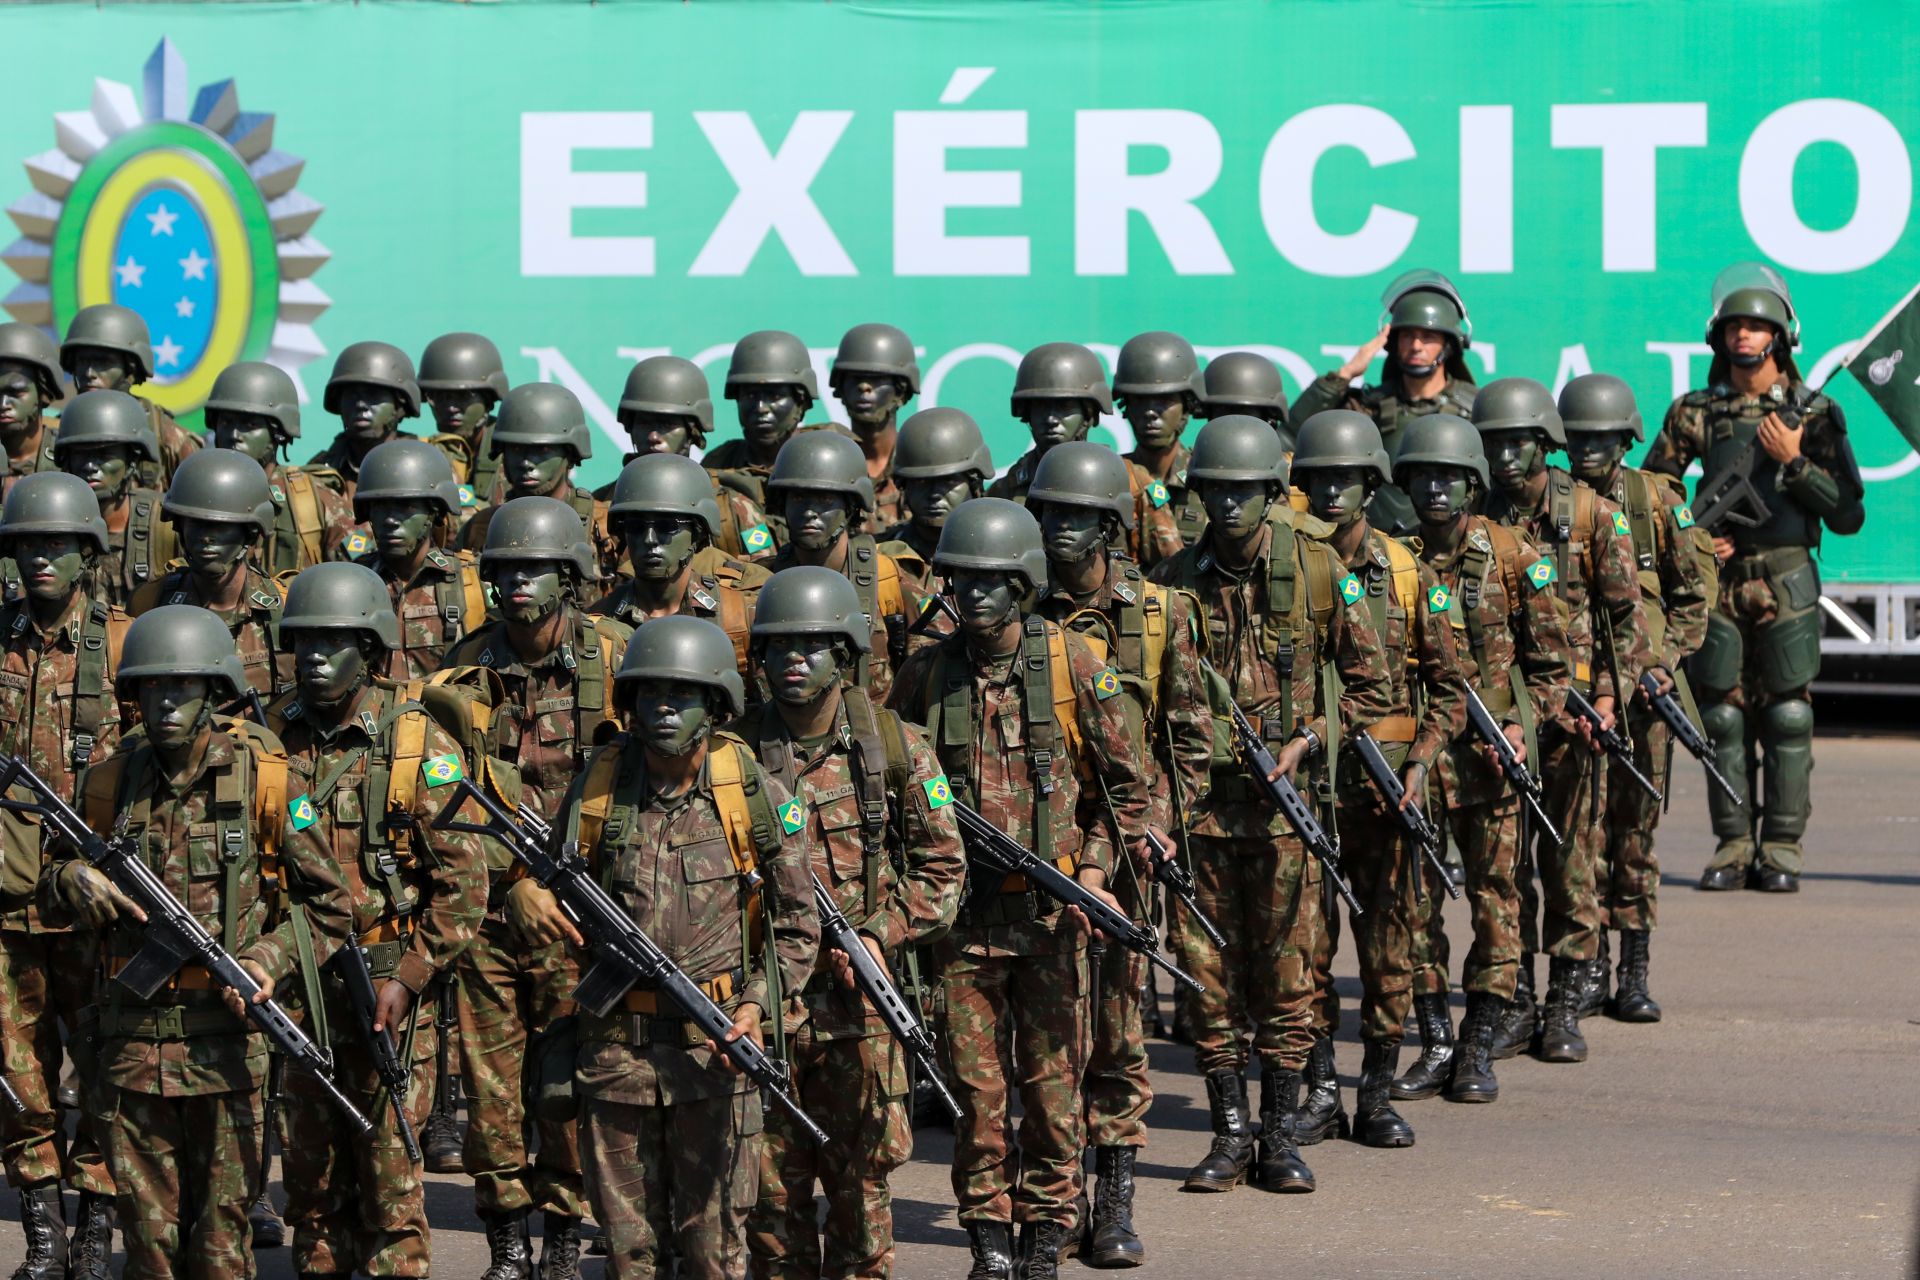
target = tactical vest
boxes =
[1691,383,1827,550]
[267,467,332,577]
[457,611,624,756]
[363,548,488,671]
[1486,470,1603,692]
[1,595,130,772]
[136,400,178,492]
[1451,519,1540,763]
[112,490,170,600]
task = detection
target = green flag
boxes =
[1843,282,1920,452]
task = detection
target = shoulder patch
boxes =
[288,794,318,831]
[458,485,478,509]
[1093,668,1122,700]
[1146,480,1170,509]
[1526,557,1558,591]
[1466,527,1494,554]
[777,796,806,835]
[742,524,773,554]
[922,775,953,809]
[344,530,371,555]
[269,484,286,504]
[422,753,465,787]
[1674,506,1695,530]
[1339,573,1364,606]
[1427,583,1452,614]
[1610,510,1631,538]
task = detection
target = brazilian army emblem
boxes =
[4,38,331,416]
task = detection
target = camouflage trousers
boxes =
[283,1012,436,1276]
[941,937,1090,1228]
[1601,715,1670,933]
[1309,794,1420,1045]
[0,926,111,1192]
[582,1088,761,1280]
[1520,727,1605,963]
[454,912,584,1217]
[107,1083,264,1280]
[1083,938,1151,1148]
[1409,793,1524,1000]
[1185,835,1319,1077]
[747,1023,910,1279]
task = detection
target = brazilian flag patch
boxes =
[1339,573,1364,605]
[923,775,953,809]
[458,484,478,508]
[1675,506,1695,529]
[1146,480,1170,509]
[1093,668,1122,700]
[1526,557,1558,591]
[422,754,465,787]
[288,795,318,831]
[1611,510,1631,538]
[1427,584,1452,614]
[778,797,806,835]
[742,524,773,553]
[344,530,371,555]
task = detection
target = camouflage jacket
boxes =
[136,398,201,492]
[873,528,950,661]
[355,547,489,681]
[987,446,1186,570]
[587,545,766,689]
[428,419,503,509]
[1,421,60,502]
[766,536,915,704]
[1126,440,1210,552]
[129,564,292,699]
[456,481,622,585]
[700,438,789,550]
[95,487,173,609]
[262,460,356,579]
[594,453,776,564]
[307,430,418,502]
[1291,373,1479,534]
[1596,465,1713,672]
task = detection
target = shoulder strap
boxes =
[1383,536,1420,614]
[576,740,626,861]
[284,470,325,567]
[841,688,901,914]
[69,600,116,771]
[1623,468,1661,573]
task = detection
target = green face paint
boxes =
[491,559,566,625]
[177,517,253,583]
[630,678,714,757]
[292,626,370,706]
[1023,397,1095,452]
[336,383,404,444]
[904,475,973,534]
[763,634,844,706]
[620,410,698,457]
[1405,465,1476,526]
[783,489,852,553]
[836,374,906,434]
[139,675,212,753]
[366,497,438,564]
[0,361,48,435]
[949,570,1022,637]
[1303,465,1371,527]
[64,444,136,505]
[1200,481,1272,539]
[501,443,572,498]
[1124,392,1189,450]
[427,388,491,438]
[11,532,87,601]
[1039,503,1105,567]
[736,386,805,453]
[1484,431,1544,492]
[1567,431,1631,485]
[623,514,699,582]
[68,347,132,393]
[209,411,280,465]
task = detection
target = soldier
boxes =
[598,356,774,562]
[505,616,819,1280]
[1289,271,1480,534]
[59,303,200,491]
[828,324,919,529]
[1288,411,1468,1147]
[986,342,1182,568]
[265,563,489,1279]
[763,431,915,702]
[348,440,488,680]
[419,331,510,515]
[1147,416,1392,1197]
[1561,374,1712,1017]
[440,497,633,1280]
[738,567,964,1279]
[51,605,353,1280]
[1474,378,1649,1065]
[456,383,618,584]
[1644,263,1864,894]
[205,362,356,576]
[888,498,1150,1280]
[1389,415,1570,1107]
[1200,351,1293,452]
[0,473,129,1280]
[50,390,173,607]
[129,449,294,700]
[703,330,821,547]
[307,342,423,499]
[1115,331,1210,560]
[0,323,65,498]
[1026,444,1210,1264]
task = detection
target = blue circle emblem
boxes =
[110,186,217,382]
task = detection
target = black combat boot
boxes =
[539,1213,582,1280]
[1181,1070,1253,1192]
[249,1187,285,1249]
[479,1210,535,1280]
[1350,1042,1414,1147]
[1446,991,1502,1102]
[421,1077,466,1174]
[1537,956,1589,1063]
[1576,931,1610,1018]
[964,1221,1014,1280]
[66,1192,111,1280]
[1610,929,1662,1022]
[1490,956,1538,1060]
[1388,994,1454,1101]
[1015,1220,1069,1280]
[13,1182,67,1280]
[1088,1146,1145,1267]
[1252,1069,1315,1193]
[1294,1035,1347,1144]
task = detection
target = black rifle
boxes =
[810,872,960,1121]
[1689,442,1770,535]
[334,941,423,1164]
[952,800,1204,994]
[1566,688,1662,802]
[1143,830,1226,949]
[1637,672,1742,809]
[1350,730,1460,902]
[0,756,371,1134]
[1461,686,1562,846]
[430,776,829,1146]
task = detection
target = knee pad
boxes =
[1700,700,1744,745]
[1759,698,1814,743]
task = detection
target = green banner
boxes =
[5,1,1918,580]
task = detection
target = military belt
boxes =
[100,1003,240,1040]
[106,957,217,992]
[616,966,743,1015]
[1371,714,1417,743]
[1723,545,1811,583]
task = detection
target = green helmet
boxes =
[1471,378,1565,446]
[619,356,714,442]
[1391,414,1489,489]
[1113,331,1203,402]
[490,382,593,461]
[1200,351,1286,416]
[766,430,875,514]
[52,389,160,464]
[280,561,403,651]
[1290,410,1391,486]
[1,471,108,553]
[205,362,301,441]
[0,323,66,402]
[353,438,464,520]
[1026,441,1135,530]
[1011,342,1113,417]
[116,604,247,701]
[893,408,993,482]
[934,497,1048,598]
[613,614,746,718]
[324,341,422,417]
[1557,374,1644,442]
[480,495,597,582]
[831,323,920,397]
[724,330,818,407]
[1379,269,1472,347]
[61,304,154,383]
[750,565,872,654]
[163,448,275,537]
[1707,261,1798,349]
[608,453,723,540]
[1186,414,1289,486]
[418,332,510,401]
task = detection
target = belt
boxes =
[997,851,1079,895]
[106,957,217,991]
[360,918,408,945]
[100,1004,240,1040]
[616,966,742,1015]
[1370,714,1417,743]
[1723,545,1810,582]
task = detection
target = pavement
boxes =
[3,726,1915,1279]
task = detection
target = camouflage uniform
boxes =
[3,425,61,502]
[594,457,776,565]
[764,540,914,706]
[458,485,622,586]
[1123,440,1209,554]
[261,459,356,579]
[353,547,490,681]
[588,545,768,676]
[93,487,173,609]
[430,421,502,513]
[1290,375,1478,536]
[136,399,202,493]
[308,432,418,504]
[986,450,1185,570]
[700,439,791,551]
[128,566,293,699]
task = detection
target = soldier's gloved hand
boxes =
[221,961,273,1022]
[1066,868,1124,941]
[58,864,146,929]
[1640,666,1676,700]
[706,1001,765,1072]
[1397,762,1428,811]
[830,934,887,991]
[1336,324,1392,381]
[372,977,416,1035]
[507,880,582,948]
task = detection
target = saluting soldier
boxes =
[204,362,355,577]
[59,304,200,492]
[51,390,173,607]
[348,440,489,680]
[828,324,920,530]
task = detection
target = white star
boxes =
[147,203,178,237]
[115,256,145,288]
[174,297,195,318]
[153,336,182,368]
[179,249,209,281]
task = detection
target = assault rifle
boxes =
[430,776,828,1146]
[1461,686,1561,846]
[0,1073,19,1115]
[1690,383,1820,535]
[1144,830,1226,949]
[1350,730,1460,901]
[0,756,371,1134]
[1566,688,1663,802]
[1638,672,1743,809]
[334,941,423,1164]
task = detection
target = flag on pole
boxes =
[1842,282,1920,452]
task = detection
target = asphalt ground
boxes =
[4,722,1915,1279]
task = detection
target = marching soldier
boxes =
[1644,264,1864,893]
[456,383,619,584]
[50,390,173,607]
[738,568,964,1279]
[1148,416,1392,1197]
[828,324,920,529]
[419,331,511,515]
[348,440,489,680]
[888,498,1150,1280]
[876,407,995,656]
[204,363,355,577]
[307,343,423,500]
[59,304,200,491]
[703,331,822,548]
[0,323,65,499]
[1116,331,1210,559]
[1200,351,1293,452]
[505,616,819,1280]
